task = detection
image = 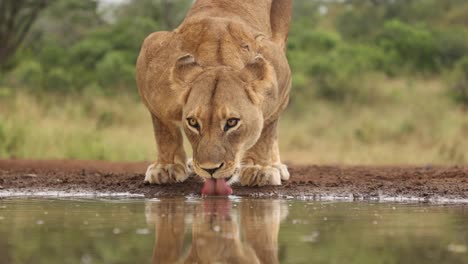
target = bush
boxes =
[288,30,389,104]
[69,39,113,69]
[336,8,382,40]
[304,45,387,102]
[36,42,69,69]
[288,29,340,53]
[106,17,158,52]
[9,60,44,88]
[307,56,365,102]
[433,28,468,68]
[44,68,73,91]
[96,52,136,91]
[449,56,468,105]
[377,20,438,72]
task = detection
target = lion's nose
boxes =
[200,162,224,175]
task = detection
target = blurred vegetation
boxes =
[0,0,198,93]
[0,0,468,163]
[0,0,467,102]
[0,0,49,65]
[287,0,468,105]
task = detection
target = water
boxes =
[0,198,467,264]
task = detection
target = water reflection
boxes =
[0,199,467,264]
[145,198,287,264]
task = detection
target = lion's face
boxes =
[171,54,276,180]
[183,69,263,179]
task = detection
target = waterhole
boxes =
[0,198,467,264]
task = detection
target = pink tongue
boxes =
[201,178,232,196]
[215,178,233,196]
[201,178,216,195]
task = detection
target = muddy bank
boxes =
[0,159,467,201]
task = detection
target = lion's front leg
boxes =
[240,119,289,186]
[145,113,189,184]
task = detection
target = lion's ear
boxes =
[241,55,277,104]
[171,54,203,86]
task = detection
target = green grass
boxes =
[281,77,468,164]
[0,90,155,161]
[1,76,467,164]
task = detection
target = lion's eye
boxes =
[224,118,240,132]
[187,118,200,129]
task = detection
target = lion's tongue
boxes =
[201,178,216,195]
[201,178,232,196]
[215,178,233,196]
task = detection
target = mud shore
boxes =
[0,159,467,201]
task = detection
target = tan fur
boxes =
[146,199,287,264]
[137,0,292,186]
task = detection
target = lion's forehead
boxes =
[186,70,248,114]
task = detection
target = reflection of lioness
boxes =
[145,199,287,264]
[136,0,293,191]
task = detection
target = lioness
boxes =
[146,199,287,263]
[136,0,292,193]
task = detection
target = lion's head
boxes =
[170,54,278,181]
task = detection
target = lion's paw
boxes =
[273,163,290,181]
[186,158,194,174]
[239,165,282,186]
[144,163,188,184]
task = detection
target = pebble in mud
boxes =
[22,174,38,178]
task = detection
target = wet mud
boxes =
[0,159,467,201]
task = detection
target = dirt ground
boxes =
[0,159,467,201]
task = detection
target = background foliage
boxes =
[0,0,467,163]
